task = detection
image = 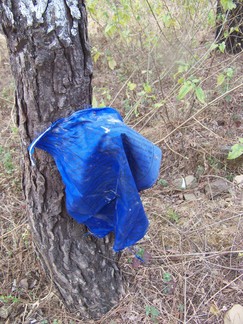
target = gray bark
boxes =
[0,0,124,320]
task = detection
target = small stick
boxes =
[154,82,243,145]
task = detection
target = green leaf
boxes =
[218,41,226,53]
[145,305,159,318]
[224,30,229,38]
[162,13,175,28]
[145,305,151,316]
[177,77,184,84]
[226,67,234,79]
[167,209,179,223]
[127,82,136,91]
[104,24,116,37]
[92,95,98,108]
[136,248,145,258]
[208,10,216,27]
[163,272,172,282]
[174,62,189,79]
[178,64,188,73]
[177,81,195,100]
[87,3,96,15]
[93,51,101,63]
[158,178,168,187]
[143,83,152,94]
[220,0,236,11]
[227,140,243,160]
[195,86,205,104]
[154,102,164,108]
[150,306,159,317]
[217,73,225,86]
[107,56,117,70]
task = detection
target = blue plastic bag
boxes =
[29,107,162,251]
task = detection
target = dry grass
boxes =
[1,2,243,323]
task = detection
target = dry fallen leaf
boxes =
[224,304,243,324]
[210,302,220,316]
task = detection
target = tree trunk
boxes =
[215,0,243,54]
[0,0,124,320]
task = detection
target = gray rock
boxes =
[183,193,197,201]
[19,278,29,290]
[185,175,197,188]
[234,175,243,185]
[205,179,231,198]
[173,175,197,190]
[172,178,184,189]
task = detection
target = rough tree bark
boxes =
[216,0,243,53]
[0,0,124,320]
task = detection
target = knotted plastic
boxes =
[29,107,162,251]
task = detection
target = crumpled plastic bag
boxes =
[29,107,162,251]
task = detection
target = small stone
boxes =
[29,320,38,324]
[29,279,37,290]
[183,193,197,201]
[19,278,29,290]
[11,279,17,292]
[234,175,243,185]
[173,176,197,189]
[172,178,184,189]
[205,179,231,198]
[185,175,197,188]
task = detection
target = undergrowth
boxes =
[0,0,243,323]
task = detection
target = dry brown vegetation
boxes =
[1,1,243,323]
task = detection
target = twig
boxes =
[164,140,189,160]
[21,304,28,324]
[0,222,27,239]
[183,276,187,324]
[192,116,224,139]
[109,69,136,107]
[154,82,243,145]
[153,250,243,259]
[134,46,242,130]
[206,273,243,304]
[0,96,14,104]
[201,174,234,184]
[144,0,163,33]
